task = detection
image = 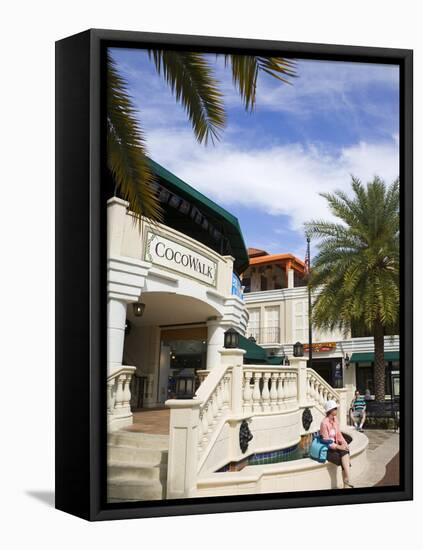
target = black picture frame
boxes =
[55,28,413,521]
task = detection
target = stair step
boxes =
[108,461,167,482]
[108,444,168,464]
[107,479,164,501]
[108,431,169,450]
[107,429,169,500]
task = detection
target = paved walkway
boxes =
[124,408,170,435]
[352,429,400,488]
[375,452,400,486]
[123,413,400,488]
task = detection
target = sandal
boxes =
[343,480,354,489]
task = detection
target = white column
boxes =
[107,197,129,257]
[206,319,227,370]
[287,269,294,288]
[219,348,246,416]
[290,357,308,407]
[107,297,128,375]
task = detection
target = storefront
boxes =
[351,352,400,399]
[107,161,250,429]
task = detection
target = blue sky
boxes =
[109,48,399,260]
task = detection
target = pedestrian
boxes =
[320,400,354,488]
[350,389,367,431]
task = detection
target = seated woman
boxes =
[320,400,354,488]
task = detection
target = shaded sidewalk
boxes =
[375,452,400,486]
[353,429,400,488]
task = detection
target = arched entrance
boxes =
[123,292,222,409]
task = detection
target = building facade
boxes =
[106,165,371,502]
[107,161,249,431]
[242,250,400,404]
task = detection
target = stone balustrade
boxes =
[165,352,345,498]
[307,370,339,410]
[107,366,136,431]
[242,367,298,414]
[197,368,232,456]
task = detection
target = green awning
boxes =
[266,356,284,365]
[149,159,249,273]
[238,335,284,364]
[350,352,400,363]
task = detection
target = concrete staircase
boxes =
[107,430,169,502]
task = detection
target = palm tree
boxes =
[107,51,295,222]
[305,177,399,401]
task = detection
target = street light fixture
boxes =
[293,341,304,357]
[224,328,240,349]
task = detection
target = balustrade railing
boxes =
[247,326,281,345]
[166,356,347,498]
[107,366,136,419]
[306,369,341,413]
[242,367,298,414]
[195,365,232,461]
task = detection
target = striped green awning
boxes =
[350,352,399,363]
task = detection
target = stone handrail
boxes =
[107,366,136,418]
[306,368,348,428]
[194,364,232,461]
[242,365,299,414]
[306,368,340,413]
[165,353,347,498]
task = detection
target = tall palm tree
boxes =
[107,51,295,222]
[305,177,399,401]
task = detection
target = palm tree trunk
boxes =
[374,320,385,401]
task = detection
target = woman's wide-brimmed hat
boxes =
[324,399,338,413]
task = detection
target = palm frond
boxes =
[107,53,163,224]
[149,50,226,144]
[306,176,400,333]
[225,55,296,111]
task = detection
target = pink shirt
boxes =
[320,416,347,449]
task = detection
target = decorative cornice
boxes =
[107,255,151,302]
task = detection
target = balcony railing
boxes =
[247,326,281,345]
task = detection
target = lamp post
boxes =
[306,234,313,370]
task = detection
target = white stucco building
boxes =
[106,163,370,502]
[107,160,250,430]
[242,249,400,404]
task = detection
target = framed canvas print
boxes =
[55,29,413,521]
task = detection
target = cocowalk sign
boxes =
[144,230,217,287]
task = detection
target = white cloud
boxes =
[111,49,399,239]
[255,59,399,117]
[146,129,399,231]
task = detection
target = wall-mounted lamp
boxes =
[224,328,240,349]
[345,353,350,367]
[132,301,146,317]
[293,341,304,357]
